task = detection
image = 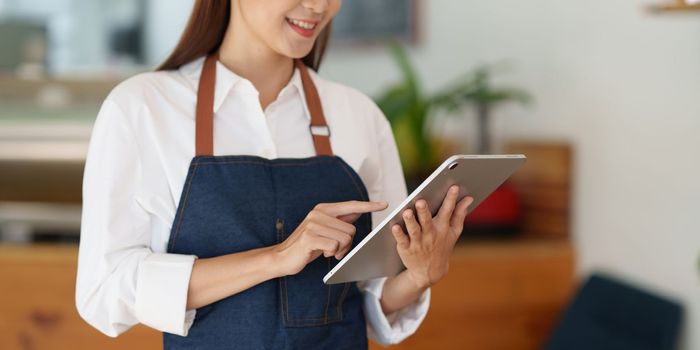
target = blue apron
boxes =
[163,52,371,349]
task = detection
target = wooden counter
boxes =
[0,240,575,349]
[370,239,576,350]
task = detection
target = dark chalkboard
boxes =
[332,0,417,44]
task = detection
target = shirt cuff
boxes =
[358,276,431,346]
[135,252,197,336]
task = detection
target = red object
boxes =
[464,181,521,227]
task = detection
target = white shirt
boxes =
[75,55,430,345]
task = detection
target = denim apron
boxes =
[163,52,371,349]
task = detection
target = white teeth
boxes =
[288,18,316,30]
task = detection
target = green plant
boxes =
[431,64,532,155]
[375,43,532,179]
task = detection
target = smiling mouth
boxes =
[286,17,318,30]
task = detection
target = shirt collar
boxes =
[178,55,311,120]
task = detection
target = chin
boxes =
[281,44,315,60]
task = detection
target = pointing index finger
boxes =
[319,200,388,218]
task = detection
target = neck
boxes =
[217,10,294,110]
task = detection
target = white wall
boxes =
[321,0,700,348]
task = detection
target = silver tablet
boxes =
[323,154,527,284]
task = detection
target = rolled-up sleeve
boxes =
[75,96,197,337]
[359,103,431,345]
[358,277,431,346]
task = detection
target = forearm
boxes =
[186,201,390,311]
[379,270,429,315]
[186,245,282,310]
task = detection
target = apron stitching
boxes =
[286,316,342,322]
[335,162,368,201]
[195,159,337,167]
[282,274,288,323]
[276,218,290,326]
[338,282,351,320]
[324,258,332,323]
[168,160,201,251]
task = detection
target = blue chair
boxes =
[546,273,683,350]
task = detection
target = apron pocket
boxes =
[277,218,351,327]
[280,259,351,327]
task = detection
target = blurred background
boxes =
[1,0,699,349]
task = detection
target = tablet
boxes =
[323,154,526,284]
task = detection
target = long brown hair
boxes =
[156,0,332,72]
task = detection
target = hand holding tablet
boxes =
[389,183,475,289]
[323,154,526,284]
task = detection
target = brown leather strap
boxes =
[195,52,333,156]
[294,59,333,156]
[195,51,218,156]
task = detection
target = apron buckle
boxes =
[309,125,331,137]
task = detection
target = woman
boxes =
[75,0,473,349]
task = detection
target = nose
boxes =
[300,0,329,14]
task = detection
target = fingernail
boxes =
[451,185,459,194]
[416,200,426,209]
[403,210,413,218]
[466,197,474,205]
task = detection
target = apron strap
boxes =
[294,59,333,156]
[195,51,333,157]
[195,51,218,156]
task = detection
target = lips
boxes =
[286,17,318,38]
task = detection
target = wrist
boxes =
[403,269,432,291]
[262,244,288,278]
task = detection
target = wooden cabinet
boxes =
[370,240,575,349]
[0,245,160,349]
[1,241,574,350]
